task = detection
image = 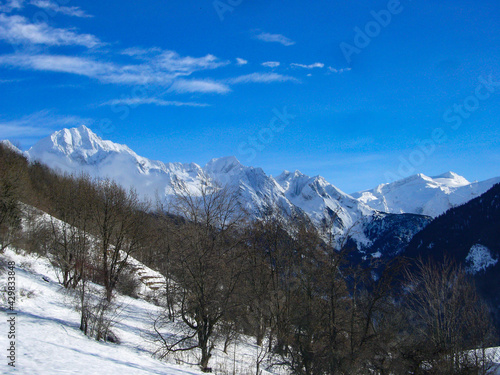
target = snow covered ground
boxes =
[0,248,285,375]
[489,351,500,375]
[1,246,499,374]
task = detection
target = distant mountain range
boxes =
[352,172,500,217]
[3,125,499,255]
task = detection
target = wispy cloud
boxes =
[261,61,280,68]
[0,110,92,139]
[0,50,256,95]
[328,66,352,73]
[0,13,101,47]
[29,0,93,18]
[153,50,229,73]
[0,52,229,89]
[101,97,210,107]
[0,0,24,13]
[228,72,299,84]
[168,79,231,94]
[254,32,295,46]
[0,53,153,84]
[0,13,296,97]
[291,62,325,69]
[122,48,230,77]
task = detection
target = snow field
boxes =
[0,248,284,375]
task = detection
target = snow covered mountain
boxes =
[24,126,379,246]
[352,172,500,218]
[15,124,493,254]
[26,125,211,197]
[275,170,375,244]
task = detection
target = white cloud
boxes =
[168,79,231,94]
[254,32,295,46]
[0,13,101,47]
[101,97,210,107]
[0,53,177,85]
[153,50,229,74]
[328,66,352,73]
[0,53,297,92]
[0,78,23,83]
[0,53,111,76]
[0,51,232,90]
[0,110,92,139]
[290,62,325,69]
[121,48,229,78]
[29,0,92,18]
[228,72,299,84]
[236,57,248,66]
[0,0,24,13]
[261,61,280,68]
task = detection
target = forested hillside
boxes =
[1,143,498,374]
[406,183,500,331]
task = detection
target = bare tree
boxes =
[150,197,179,320]
[89,179,149,301]
[77,279,119,342]
[243,218,275,348]
[154,180,246,372]
[403,258,496,374]
[283,219,329,375]
[257,206,296,358]
[48,175,93,288]
[0,144,26,251]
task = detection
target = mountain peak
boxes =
[55,125,100,151]
[274,169,308,186]
[204,156,243,174]
[433,171,457,179]
[294,170,304,177]
[352,170,484,217]
[27,126,136,165]
[431,171,470,186]
[75,124,94,137]
[76,124,91,131]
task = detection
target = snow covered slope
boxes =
[0,247,287,375]
[1,247,199,375]
[0,139,22,154]
[352,172,500,217]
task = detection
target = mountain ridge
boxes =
[5,125,498,254]
[351,171,500,217]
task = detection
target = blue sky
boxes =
[0,0,499,193]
